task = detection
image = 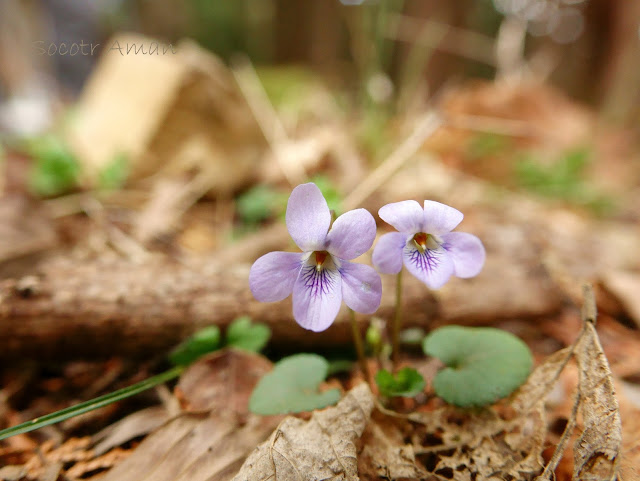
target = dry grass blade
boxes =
[232,383,374,481]
[573,322,622,480]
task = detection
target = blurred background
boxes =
[2,0,640,132]
[1,0,639,268]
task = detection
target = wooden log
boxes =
[0,247,560,360]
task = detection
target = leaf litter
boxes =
[1,290,628,480]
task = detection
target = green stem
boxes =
[0,365,184,441]
[392,269,403,369]
[349,309,371,387]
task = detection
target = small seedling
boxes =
[375,367,425,398]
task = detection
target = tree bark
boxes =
[0,247,560,360]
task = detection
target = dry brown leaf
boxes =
[600,270,640,329]
[232,383,374,481]
[358,411,427,480]
[405,346,574,481]
[573,321,622,481]
[97,350,280,481]
[512,347,573,414]
[92,405,171,456]
[176,348,273,413]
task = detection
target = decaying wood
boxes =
[0,254,434,360]
[0,243,562,360]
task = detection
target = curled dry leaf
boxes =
[573,322,622,481]
[232,383,374,481]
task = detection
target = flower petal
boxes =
[326,209,376,260]
[292,264,342,332]
[249,251,302,302]
[403,244,455,289]
[441,232,486,278]
[340,261,382,314]
[378,200,424,234]
[372,232,407,274]
[286,183,331,251]
[422,201,463,235]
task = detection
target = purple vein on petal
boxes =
[403,244,454,289]
[299,264,337,298]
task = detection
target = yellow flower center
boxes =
[412,232,439,253]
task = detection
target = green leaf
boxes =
[236,185,286,225]
[99,153,129,190]
[169,326,221,367]
[226,316,271,352]
[326,359,353,375]
[423,326,533,407]
[310,175,342,216]
[249,354,341,415]
[28,135,80,196]
[375,367,425,398]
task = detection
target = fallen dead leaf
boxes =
[600,270,640,330]
[97,350,279,481]
[232,383,374,481]
[573,321,622,481]
[92,405,171,456]
[358,410,427,480]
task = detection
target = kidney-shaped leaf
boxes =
[249,354,341,415]
[423,326,533,407]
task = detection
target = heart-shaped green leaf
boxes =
[375,367,425,398]
[249,354,341,415]
[169,327,221,367]
[226,316,271,352]
[423,326,533,407]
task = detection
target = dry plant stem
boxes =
[392,269,403,369]
[349,309,371,388]
[342,110,442,210]
[535,390,582,481]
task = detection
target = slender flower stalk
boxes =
[349,309,371,386]
[372,200,486,367]
[391,269,403,368]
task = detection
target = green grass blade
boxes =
[0,365,183,441]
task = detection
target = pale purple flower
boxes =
[372,200,485,289]
[249,183,382,332]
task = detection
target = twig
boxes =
[535,390,581,481]
[231,56,305,186]
[386,14,497,67]
[443,112,543,139]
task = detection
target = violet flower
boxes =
[249,183,382,332]
[372,200,485,289]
